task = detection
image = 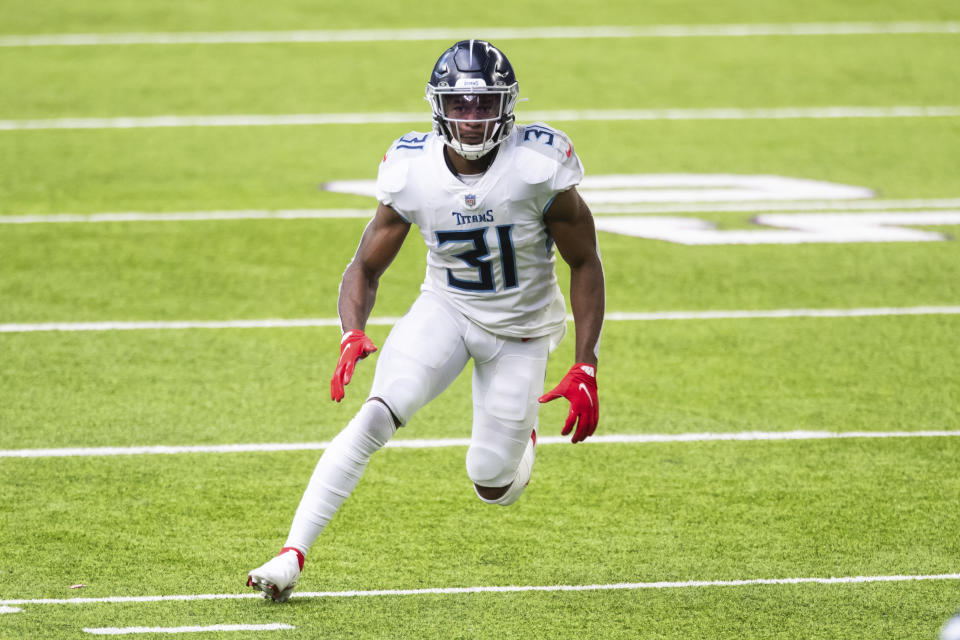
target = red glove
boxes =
[330,330,378,402]
[538,363,599,443]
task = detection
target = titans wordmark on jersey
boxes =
[374,124,584,340]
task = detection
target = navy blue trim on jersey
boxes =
[542,194,558,216]
[396,134,430,151]
[522,126,557,147]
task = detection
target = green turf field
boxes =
[1,1,959,638]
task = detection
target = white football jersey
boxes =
[375,123,584,340]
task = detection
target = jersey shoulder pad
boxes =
[377,131,430,194]
[513,123,579,185]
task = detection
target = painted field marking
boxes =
[325,173,877,203]
[0,317,357,333]
[83,623,294,635]
[2,430,958,459]
[4,199,960,225]
[592,197,960,215]
[604,306,960,320]
[0,209,374,224]
[1,106,959,131]
[1,22,958,47]
[594,211,960,244]
[4,573,959,610]
[2,306,959,335]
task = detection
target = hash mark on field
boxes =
[0,22,958,47]
[4,573,959,609]
[1,430,958,459]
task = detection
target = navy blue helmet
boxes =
[426,40,520,159]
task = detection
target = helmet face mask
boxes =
[426,40,519,160]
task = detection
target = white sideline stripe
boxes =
[2,306,959,334]
[1,106,959,131]
[1,22,958,47]
[5,199,960,224]
[2,430,958,459]
[5,573,960,608]
[83,623,294,635]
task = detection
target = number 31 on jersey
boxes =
[436,225,518,292]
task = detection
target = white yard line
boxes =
[2,430,958,459]
[592,197,960,214]
[0,317,359,333]
[2,106,959,131]
[1,306,958,335]
[4,573,959,609]
[1,22,958,47]
[4,199,960,224]
[0,209,374,224]
[604,306,960,321]
[0,317,375,333]
[83,623,294,635]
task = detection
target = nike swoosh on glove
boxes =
[538,363,599,443]
[330,330,378,402]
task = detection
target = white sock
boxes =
[284,401,395,554]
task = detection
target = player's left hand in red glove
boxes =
[538,363,599,443]
[330,330,378,402]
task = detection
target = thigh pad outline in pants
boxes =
[465,337,550,487]
[368,294,470,425]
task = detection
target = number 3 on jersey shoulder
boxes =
[436,225,518,292]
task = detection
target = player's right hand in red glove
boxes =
[538,363,599,443]
[330,330,378,402]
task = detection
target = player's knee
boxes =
[369,397,401,428]
[333,400,396,456]
[469,433,536,506]
[367,375,424,426]
[465,444,515,488]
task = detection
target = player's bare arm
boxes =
[338,202,411,332]
[544,187,605,365]
[539,186,605,442]
[330,203,410,403]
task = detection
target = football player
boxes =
[248,39,605,602]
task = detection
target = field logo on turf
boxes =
[323,174,960,245]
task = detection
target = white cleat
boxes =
[246,550,301,603]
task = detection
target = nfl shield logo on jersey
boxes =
[464,194,477,208]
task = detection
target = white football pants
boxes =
[369,290,552,488]
[284,291,552,554]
